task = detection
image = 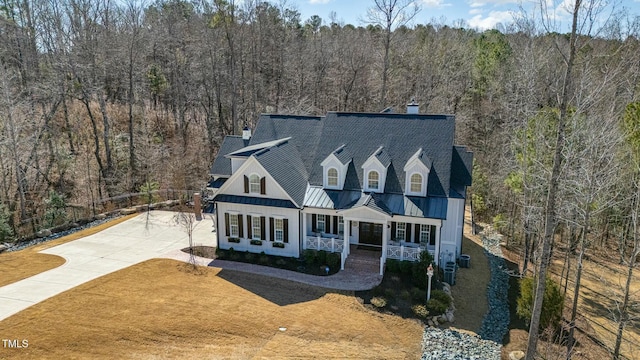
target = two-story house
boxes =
[206,103,473,275]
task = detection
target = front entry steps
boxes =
[344,245,380,274]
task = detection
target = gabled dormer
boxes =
[225,137,292,175]
[362,146,391,193]
[404,148,431,197]
[321,144,351,190]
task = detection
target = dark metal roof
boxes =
[213,194,297,209]
[210,136,249,176]
[253,140,308,207]
[207,178,227,189]
[353,194,393,215]
[332,144,352,165]
[303,186,362,209]
[451,146,473,187]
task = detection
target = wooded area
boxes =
[0,0,638,357]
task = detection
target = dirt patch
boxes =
[181,245,217,259]
[0,258,423,359]
[0,214,138,288]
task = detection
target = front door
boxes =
[359,222,383,246]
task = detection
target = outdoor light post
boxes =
[426,264,434,301]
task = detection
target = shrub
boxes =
[517,276,565,333]
[411,251,434,289]
[384,288,396,301]
[411,304,430,319]
[303,249,317,264]
[317,250,327,265]
[244,252,256,262]
[371,297,387,308]
[399,260,413,275]
[426,298,448,315]
[327,252,341,270]
[258,251,269,265]
[216,248,227,259]
[430,290,452,309]
[275,258,287,267]
[386,259,400,273]
[493,213,508,234]
[229,248,241,261]
[400,290,411,301]
[372,286,385,297]
[411,287,426,302]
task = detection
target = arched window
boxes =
[368,171,379,190]
[249,174,261,193]
[327,168,338,186]
[410,173,422,193]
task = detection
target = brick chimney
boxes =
[193,192,202,220]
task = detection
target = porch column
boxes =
[434,222,442,266]
[345,219,351,255]
[302,212,307,250]
[380,221,389,275]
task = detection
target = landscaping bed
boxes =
[213,248,342,276]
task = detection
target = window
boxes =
[420,224,430,246]
[252,216,262,240]
[274,218,284,242]
[338,216,344,235]
[368,171,379,190]
[249,174,261,193]
[317,214,326,233]
[396,222,406,241]
[229,214,239,237]
[410,173,422,193]
[327,168,338,186]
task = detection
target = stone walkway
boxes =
[162,249,383,291]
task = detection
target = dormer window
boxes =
[368,171,380,190]
[404,148,430,197]
[244,174,266,195]
[410,173,422,193]
[327,168,338,187]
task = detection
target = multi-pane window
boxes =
[410,173,422,193]
[338,216,344,235]
[229,214,239,237]
[368,171,379,190]
[396,222,406,241]
[420,224,430,245]
[249,174,261,193]
[317,214,326,233]
[328,168,338,186]
[252,216,262,240]
[274,218,284,242]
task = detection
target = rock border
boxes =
[478,230,510,343]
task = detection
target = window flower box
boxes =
[272,242,285,248]
[228,237,241,243]
[250,239,263,246]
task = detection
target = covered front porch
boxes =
[301,207,441,275]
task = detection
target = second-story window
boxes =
[410,173,423,193]
[249,174,260,193]
[327,168,338,186]
[368,171,379,190]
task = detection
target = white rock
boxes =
[509,350,525,360]
[445,310,455,323]
[36,229,52,237]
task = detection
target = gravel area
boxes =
[421,328,501,359]
[421,229,508,359]
[5,216,121,252]
[478,231,510,343]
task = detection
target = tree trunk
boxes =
[566,208,590,359]
[525,1,581,358]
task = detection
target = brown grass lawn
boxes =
[0,259,423,359]
[0,214,138,288]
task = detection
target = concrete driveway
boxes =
[0,211,217,321]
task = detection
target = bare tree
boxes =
[365,0,420,108]
[174,208,197,268]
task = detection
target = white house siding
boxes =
[220,158,293,201]
[217,202,300,258]
[439,197,465,264]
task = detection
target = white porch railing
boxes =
[305,235,344,253]
[386,244,435,262]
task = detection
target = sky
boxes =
[284,0,640,32]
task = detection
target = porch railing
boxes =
[305,235,344,253]
[386,244,435,262]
